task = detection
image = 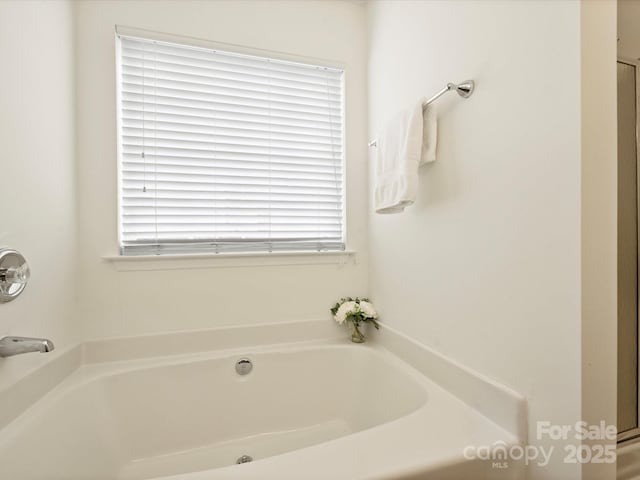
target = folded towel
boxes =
[374,101,437,214]
[421,104,437,165]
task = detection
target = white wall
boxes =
[74,0,369,339]
[367,1,597,479]
[0,0,78,388]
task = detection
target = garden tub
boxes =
[0,322,524,479]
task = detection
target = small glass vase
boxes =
[350,322,365,343]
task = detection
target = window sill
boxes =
[102,250,357,272]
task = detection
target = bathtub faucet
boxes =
[0,336,55,358]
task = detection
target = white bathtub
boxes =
[0,321,525,479]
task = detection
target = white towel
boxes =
[374,101,438,214]
[421,104,437,165]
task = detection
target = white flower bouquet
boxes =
[330,297,379,343]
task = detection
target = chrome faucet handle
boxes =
[0,249,30,303]
[0,264,30,285]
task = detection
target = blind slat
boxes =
[122,159,341,175]
[122,135,342,156]
[121,145,341,164]
[122,126,341,148]
[122,152,341,169]
[122,107,343,133]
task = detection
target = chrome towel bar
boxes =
[368,80,475,147]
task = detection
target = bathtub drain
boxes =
[235,358,253,375]
[236,455,253,464]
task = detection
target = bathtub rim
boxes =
[0,318,527,442]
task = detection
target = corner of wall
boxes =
[580,1,618,478]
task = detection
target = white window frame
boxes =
[114,27,347,258]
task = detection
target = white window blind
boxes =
[117,35,344,255]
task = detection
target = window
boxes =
[116,34,344,256]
